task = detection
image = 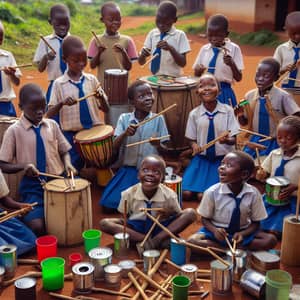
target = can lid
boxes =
[143,249,160,257]
[118,260,136,270]
[114,232,130,239]
[72,262,94,275]
[88,247,112,259]
[181,264,198,272]
[0,244,17,253]
[104,264,122,273]
[266,176,290,186]
[14,277,36,289]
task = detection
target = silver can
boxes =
[180,264,198,283]
[143,249,160,274]
[0,244,17,279]
[114,232,130,257]
[0,266,5,287]
[211,260,233,295]
[14,277,36,300]
[72,262,95,294]
[104,264,122,285]
[88,247,112,281]
[240,269,266,299]
[118,260,136,278]
[226,249,247,282]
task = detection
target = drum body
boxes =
[140,76,200,153]
[104,69,128,105]
[249,251,280,274]
[164,174,182,206]
[283,87,300,107]
[265,176,290,206]
[44,178,92,246]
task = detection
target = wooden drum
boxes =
[140,76,200,154]
[44,178,92,246]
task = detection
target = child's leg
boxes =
[25,218,46,237]
[247,231,277,251]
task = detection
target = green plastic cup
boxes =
[172,275,191,300]
[266,269,292,300]
[82,229,102,254]
[41,257,65,291]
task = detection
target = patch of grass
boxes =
[119,3,156,16]
[178,11,204,20]
[123,22,155,36]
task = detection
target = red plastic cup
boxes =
[68,253,82,267]
[36,235,58,262]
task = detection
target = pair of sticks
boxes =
[0,63,32,71]
[0,202,38,223]
[239,128,273,142]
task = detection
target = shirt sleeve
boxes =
[127,37,138,60]
[227,107,240,136]
[33,39,46,63]
[0,170,9,198]
[185,110,197,140]
[197,189,214,218]
[0,126,16,163]
[53,121,71,154]
[250,188,268,221]
[114,114,128,137]
[281,92,300,115]
[178,31,191,54]
[87,38,98,59]
[144,31,154,51]
[9,53,22,77]
[273,45,283,66]
[232,44,244,70]
[48,79,61,107]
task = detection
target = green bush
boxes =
[0,3,24,24]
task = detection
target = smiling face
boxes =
[133,83,154,114]
[196,74,219,103]
[255,62,278,92]
[50,11,70,38]
[101,5,121,35]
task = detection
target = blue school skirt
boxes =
[261,195,296,233]
[0,209,36,255]
[243,135,278,158]
[100,166,139,209]
[182,155,223,193]
[0,102,16,117]
[198,226,256,247]
[217,82,237,107]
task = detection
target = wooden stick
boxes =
[17,258,39,265]
[140,214,161,247]
[0,210,7,217]
[196,278,211,283]
[120,279,135,293]
[233,239,237,253]
[49,293,78,300]
[244,141,267,151]
[128,272,149,300]
[0,63,32,71]
[258,136,274,143]
[76,91,97,102]
[40,35,56,54]
[91,30,103,47]
[239,128,271,139]
[70,171,75,189]
[0,202,38,223]
[285,77,300,83]
[141,53,159,68]
[264,93,279,126]
[91,287,131,297]
[150,275,172,300]
[165,258,181,270]
[139,207,164,212]
[3,271,42,287]
[207,246,228,254]
[123,199,127,238]
[224,235,234,253]
[275,60,300,85]
[256,148,261,168]
[134,103,177,128]
[296,176,300,221]
[39,172,65,179]
[126,135,170,148]
[201,291,210,299]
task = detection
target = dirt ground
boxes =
[2,16,298,300]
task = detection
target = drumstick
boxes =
[275,60,300,85]
[76,91,97,102]
[141,53,159,68]
[296,176,300,221]
[0,63,32,71]
[0,202,38,223]
[91,30,105,48]
[244,141,267,151]
[39,35,56,54]
[232,239,237,253]
[123,199,127,238]
[139,207,164,212]
[70,171,75,189]
[38,172,65,179]
[134,103,177,128]
[285,77,300,83]
[239,128,272,139]
[0,210,7,217]
[126,135,170,147]
[128,272,149,300]
[139,214,161,248]
[258,136,274,143]
[224,234,235,253]
[256,148,262,168]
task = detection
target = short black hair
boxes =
[285,11,300,28]
[140,154,166,181]
[231,151,255,176]
[101,1,120,17]
[128,80,148,103]
[62,35,85,58]
[259,57,280,77]
[50,3,70,19]
[19,83,45,106]
[157,1,177,19]
[279,115,300,139]
[207,14,228,32]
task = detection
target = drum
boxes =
[104,69,128,105]
[44,178,92,246]
[74,125,114,186]
[140,76,200,154]
[0,115,23,201]
[164,174,182,206]
[282,87,300,107]
[249,251,280,274]
[266,176,290,206]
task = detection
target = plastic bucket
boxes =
[266,269,292,300]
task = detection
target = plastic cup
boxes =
[82,229,102,254]
[41,257,65,291]
[172,275,191,300]
[170,238,186,266]
[36,235,57,262]
[68,253,83,267]
[266,269,292,300]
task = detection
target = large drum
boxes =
[44,178,92,246]
[140,76,200,153]
[74,125,114,186]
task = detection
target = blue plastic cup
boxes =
[170,238,186,266]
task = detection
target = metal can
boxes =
[180,264,198,283]
[143,249,160,274]
[226,249,247,282]
[0,244,17,279]
[114,232,130,257]
[240,269,266,299]
[118,260,136,278]
[88,247,112,281]
[104,264,122,285]
[14,277,36,300]
[211,260,233,295]
[72,262,94,294]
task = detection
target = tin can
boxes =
[88,247,112,281]
[180,264,198,283]
[211,260,233,295]
[14,277,36,300]
[266,176,290,206]
[226,249,247,282]
[114,232,130,257]
[143,249,160,274]
[72,262,94,294]
[104,264,122,285]
[240,269,266,298]
[118,260,136,278]
[0,266,5,287]
[0,244,17,279]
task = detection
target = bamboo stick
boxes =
[91,30,104,47]
[0,63,32,71]
[207,246,227,254]
[120,279,135,293]
[275,60,300,85]
[244,141,267,151]
[0,210,7,217]
[224,235,234,253]
[91,287,131,297]
[258,136,274,142]
[285,77,300,83]
[140,214,161,248]
[233,239,237,253]
[40,35,56,54]
[17,258,39,265]
[264,93,279,126]
[201,291,210,299]
[38,172,65,179]
[128,272,150,300]
[49,293,78,300]
[0,202,38,223]
[76,91,97,102]
[141,53,159,68]
[150,275,173,300]
[126,135,170,148]
[139,207,164,212]
[3,271,42,287]
[239,128,271,139]
[196,278,211,283]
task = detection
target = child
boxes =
[187,151,277,253]
[33,3,70,103]
[0,83,76,236]
[273,11,300,106]
[256,116,300,234]
[237,57,300,159]
[88,2,137,85]
[193,14,243,107]
[47,35,109,170]
[0,21,21,116]
[182,73,240,202]
[100,155,196,249]
[0,169,36,256]
[100,80,169,210]
[138,1,190,77]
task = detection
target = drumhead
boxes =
[44,178,90,192]
[251,251,280,263]
[75,125,114,143]
[105,69,128,76]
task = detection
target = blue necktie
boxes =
[258,97,270,136]
[150,32,167,74]
[227,193,243,235]
[285,47,299,88]
[207,47,220,74]
[144,200,153,233]
[69,77,93,129]
[56,37,67,74]
[32,126,46,173]
[205,111,218,160]
[274,158,288,176]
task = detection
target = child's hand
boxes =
[213,227,227,242]
[3,66,16,76]
[113,43,126,54]
[232,233,243,244]
[65,162,77,177]
[24,163,39,177]
[279,184,297,200]
[223,54,234,67]
[63,97,77,106]
[157,40,171,51]
[191,143,201,156]
[97,44,107,54]
[95,84,105,98]
[125,124,137,136]
[194,64,206,77]
[218,133,230,144]
[159,207,176,220]
[234,105,245,117]
[140,47,151,58]
[47,51,56,61]
[149,136,161,147]
[256,167,267,181]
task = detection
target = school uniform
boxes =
[197,182,267,246]
[182,102,240,193]
[100,111,169,209]
[193,39,244,107]
[0,115,71,221]
[49,72,105,169]
[118,183,181,235]
[242,86,300,158]
[0,49,21,116]
[33,33,69,103]
[261,146,300,232]
[143,26,191,77]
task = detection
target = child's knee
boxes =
[187,233,204,245]
[99,218,111,232]
[183,190,194,201]
[182,208,197,222]
[27,219,45,236]
[265,233,278,249]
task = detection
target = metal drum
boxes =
[14,277,37,300]
[72,262,94,294]
[211,260,233,295]
[240,269,266,299]
[226,249,247,282]
[118,260,136,278]
[143,249,160,274]
[250,251,280,274]
[266,176,290,206]
[0,244,17,279]
[114,232,130,257]
[180,264,198,283]
[88,247,112,281]
[104,264,122,285]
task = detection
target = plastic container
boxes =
[41,257,65,291]
[170,238,186,266]
[35,235,57,262]
[266,269,292,300]
[172,275,191,300]
[82,229,102,254]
